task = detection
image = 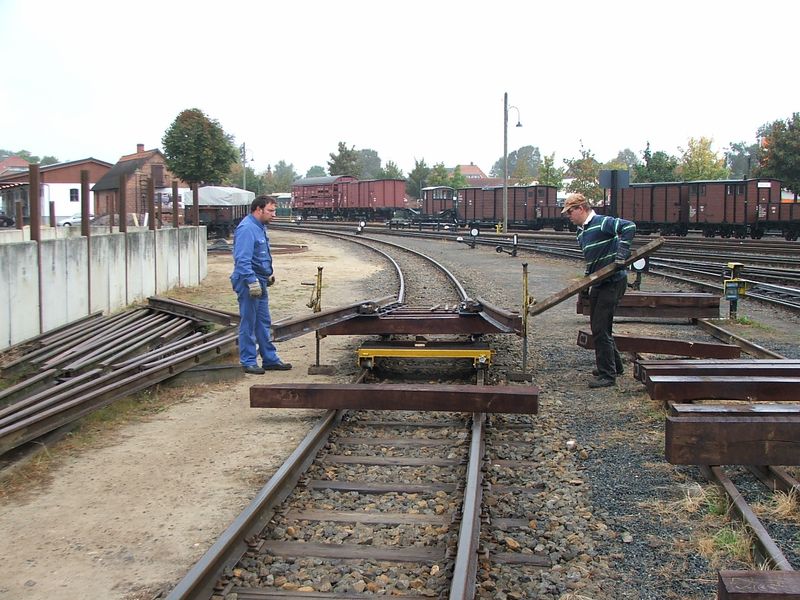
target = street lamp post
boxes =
[240,143,252,191]
[502,92,522,233]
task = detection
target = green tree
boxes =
[632,142,679,183]
[564,145,603,202]
[225,163,262,194]
[305,165,326,177]
[608,148,639,170]
[406,158,431,199]
[676,137,727,181]
[162,108,238,185]
[263,161,299,193]
[490,145,541,179]
[0,149,59,165]
[377,160,404,179]
[356,149,381,179]
[427,163,451,187]
[328,141,360,177]
[755,113,800,195]
[725,141,759,179]
[450,165,468,189]
[538,153,564,188]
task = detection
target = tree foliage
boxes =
[538,153,564,188]
[225,163,263,194]
[406,158,431,199]
[426,163,467,189]
[328,141,360,178]
[632,142,679,183]
[755,113,800,195]
[377,160,404,179]
[356,149,381,179]
[490,145,541,180]
[305,165,327,177]
[676,137,727,181]
[263,161,299,194]
[604,148,639,171]
[564,145,603,202]
[0,149,59,165]
[427,163,451,187]
[725,141,759,179]
[162,108,238,185]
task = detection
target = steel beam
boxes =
[647,375,800,402]
[718,571,800,599]
[639,362,800,382]
[271,295,396,341]
[250,384,539,414]
[666,415,800,465]
[577,330,741,358]
[578,292,720,319]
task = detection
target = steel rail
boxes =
[449,412,485,600]
[305,230,407,303]
[166,410,343,599]
[701,465,795,571]
[360,233,470,301]
[0,334,238,455]
[271,295,398,342]
[0,310,141,372]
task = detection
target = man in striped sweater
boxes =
[562,193,636,388]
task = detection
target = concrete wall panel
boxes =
[1,241,40,347]
[0,228,204,351]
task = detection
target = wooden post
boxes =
[15,201,23,230]
[29,164,41,243]
[118,174,127,233]
[48,200,56,228]
[29,164,43,333]
[147,177,156,231]
[171,180,179,228]
[81,170,92,312]
[80,170,91,238]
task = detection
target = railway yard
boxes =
[1,224,800,600]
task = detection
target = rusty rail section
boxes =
[0,299,239,456]
[577,330,741,359]
[249,383,539,414]
[576,291,721,319]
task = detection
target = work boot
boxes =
[242,365,266,375]
[592,366,624,377]
[263,361,292,371]
[588,376,616,389]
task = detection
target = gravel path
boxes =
[1,228,797,600]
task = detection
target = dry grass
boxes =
[0,382,215,502]
[753,487,800,523]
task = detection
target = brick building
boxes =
[92,144,187,217]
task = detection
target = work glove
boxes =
[267,275,276,287]
[248,280,262,297]
[615,247,631,270]
[579,289,590,303]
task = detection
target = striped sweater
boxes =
[576,213,637,283]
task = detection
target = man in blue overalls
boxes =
[231,195,292,374]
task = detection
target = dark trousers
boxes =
[589,277,627,379]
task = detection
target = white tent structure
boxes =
[184,186,255,206]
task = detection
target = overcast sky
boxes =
[1,0,797,178]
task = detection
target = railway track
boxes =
[285,223,800,315]
[166,232,550,598]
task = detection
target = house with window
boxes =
[0,158,112,224]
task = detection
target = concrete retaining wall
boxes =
[0,227,207,351]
